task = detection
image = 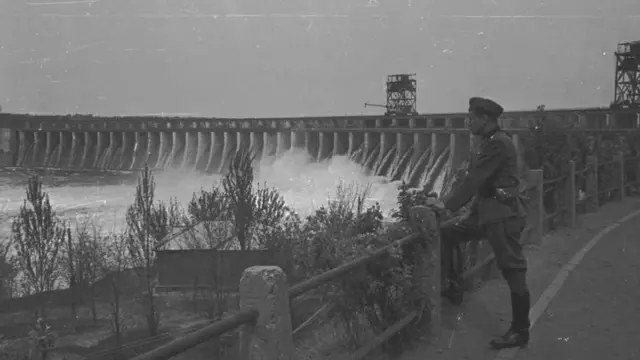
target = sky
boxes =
[1,0,639,118]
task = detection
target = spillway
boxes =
[1,108,639,191]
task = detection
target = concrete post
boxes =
[0,128,16,167]
[566,161,577,227]
[16,131,28,167]
[220,131,237,172]
[304,132,319,160]
[616,152,625,200]
[606,113,616,128]
[524,169,544,246]
[347,132,364,161]
[586,155,599,212]
[238,266,293,360]
[317,132,332,161]
[276,131,291,157]
[407,206,441,336]
[43,131,54,167]
[577,114,587,128]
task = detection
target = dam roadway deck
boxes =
[1,107,640,188]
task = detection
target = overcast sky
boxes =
[1,0,639,117]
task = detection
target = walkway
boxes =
[400,198,640,360]
[513,208,640,360]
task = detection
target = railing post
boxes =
[566,161,577,228]
[606,113,616,128]
[534,169,545,245]
[636,154,640,195]
[520,169,544,246]
[617,152,625,201]
[238,266,293,360]
[408,206,441,336]
[566,133,574,156]
[586,155,599,212]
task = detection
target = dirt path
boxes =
[399,198,640,360]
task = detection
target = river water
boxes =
[0,148,403,239]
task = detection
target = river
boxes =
[0,149,403,240]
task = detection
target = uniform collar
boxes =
[483,123,501,140]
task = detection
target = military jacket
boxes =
[442,125,521,224]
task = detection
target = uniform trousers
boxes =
[441,214,529,294]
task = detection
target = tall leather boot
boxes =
[497,292,519,340]
[490,292,530,349]
[441,281,464,306]
[441,243,464,306]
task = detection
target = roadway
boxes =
[512,206,640,360]
[400,197,640,360]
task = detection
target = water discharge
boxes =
[0,148,407,237]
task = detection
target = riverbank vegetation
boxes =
[0,148,455,359]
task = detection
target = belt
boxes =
[492,187,518,203]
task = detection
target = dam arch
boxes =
[1,108,639,188]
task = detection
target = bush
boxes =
[278,181,440,356]
[8,129,562,358]
[148,160,434,356]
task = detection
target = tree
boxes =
[59,226,82,317]
[73,219,108,323]
[0,240,17,299]
[10,176,65,313]
[222,150,256,250]
[253,185,288,229]
[103,231,130,347]
[188,186,227,224]
[222,149,290,250]
[125,165,175,336]
[179,187,233,250]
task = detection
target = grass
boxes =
[0,286,345,360]
[0,283,384,360]
[0,293,208,359]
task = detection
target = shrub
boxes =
[283,182,431,356]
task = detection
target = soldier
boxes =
[426,97,530,349]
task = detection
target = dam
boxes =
[1,107,640,190]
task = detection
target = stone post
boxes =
[238,266,293,360]
[566,161,577,227]
[408,206,441,336]
[586,155,599,211]
[0,128,16,167]
[635,152,640,195]
[606,113,616,128]
[616,152,625,200]
[522,169,544,246]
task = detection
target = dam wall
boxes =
[1,107,639,188]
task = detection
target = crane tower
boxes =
[365,74,418,115]
[613,41,640,108]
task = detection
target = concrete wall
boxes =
[0,128,16,167]
[0,108,639,187]
[155,249,291,292]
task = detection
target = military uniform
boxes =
[439,97,531,350]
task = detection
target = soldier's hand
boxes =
[425,197,445,210]
[425,191,438,198]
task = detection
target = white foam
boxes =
[0,148,402,234]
